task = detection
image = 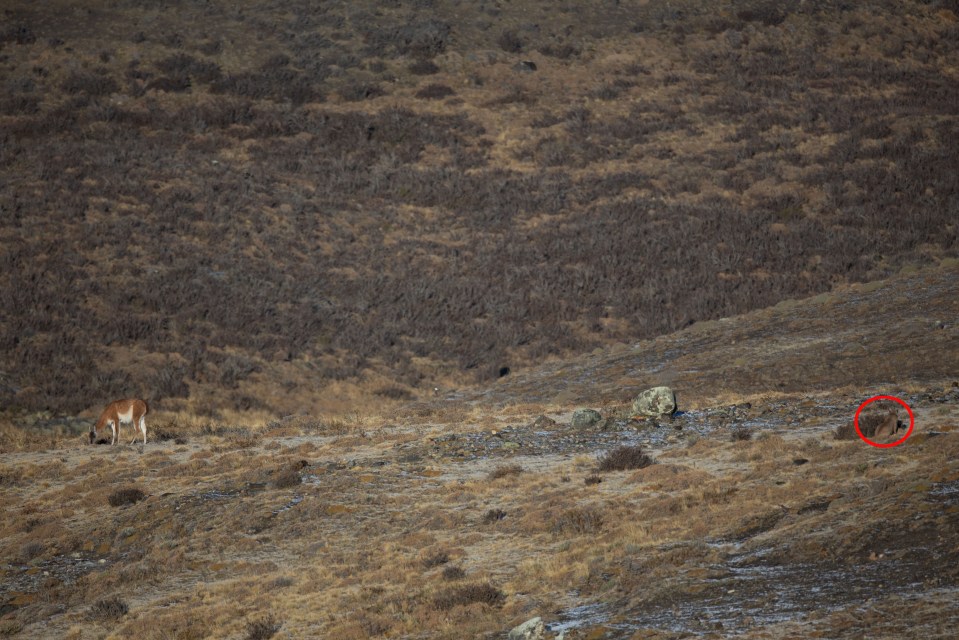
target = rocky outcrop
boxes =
[571,408,602,428]
[632,386,677,417]
[509,616,545,640]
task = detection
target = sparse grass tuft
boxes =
[432,582,504,610]
[245,615,279,640]
[87,596,128,621]
[554,507,604,535]
[488,464,524,481]
[108,487,146,507]
[20,541,44,562]
[597,445,653,472]
[422,549,450,568]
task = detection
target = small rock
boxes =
[632,386,677,417]
[509,616,544,640]
[571,409,602,428]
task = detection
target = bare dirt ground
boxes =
[1,265,958,639]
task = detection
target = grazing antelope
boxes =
[90,399,148,445]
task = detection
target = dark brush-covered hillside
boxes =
[1,0,957,416]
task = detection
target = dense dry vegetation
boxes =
[2,0,957,420]
[0,268,957,639]
[2,2,959,637]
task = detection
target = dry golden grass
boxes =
[1,383,958,638]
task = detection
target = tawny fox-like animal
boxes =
[90,399,148,445]
[860,410,904,440]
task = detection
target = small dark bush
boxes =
[273,466,302,489]
[88,596,129,621]
[108,488,146,507]
[597,445,653,472]
[442,565,466,580]
[415,83,455,100]
[374,386,413,400]
[409,59,439,75]
[730,427,752,442]
[151,362,190,399]
[20,541,44,562]
[538,42,580,59]
[487,464,523,481]
[834,423,857,440]
[422,550,450,568]
[482,508,507,524]
[145,76,192,93]
[61,70,118,96]
[245,615,279,640]
[497,30,524,53]
[149,425,180,442]
[433,583,504,610]
[338,81,385,102]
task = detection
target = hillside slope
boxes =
[2,0,958,418]
[1,264,957,638]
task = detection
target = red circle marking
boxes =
[854,395,914,448]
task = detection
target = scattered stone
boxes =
[632,386,677,417]
[571,409,603,428]
[509,616,545,640]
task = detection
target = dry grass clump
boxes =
[554,507,604,535]
[597,445,653,472]
[487,464,524,481]
[108,487,146,507]
[272,461,306,489]
[432,582,504,610]
[19,541,44,562]
[482,508,507,524]
[87,596,128,621]
[244,615,279,640]
[421,549,450,568]
[149,423,188,444]
[442,565,466,581]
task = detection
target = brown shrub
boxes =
[87,596,128,621]
[108,488,145,507]
[442,565,466,580]
[272,468,300,489]
[554,507,603,535]
[432,583,504,610]
[245,615,279,640]
[415,83,455,100]
[597,445,653,472]
[487,464,523,481]
[482,508,507,524]
[422,549,450,568]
